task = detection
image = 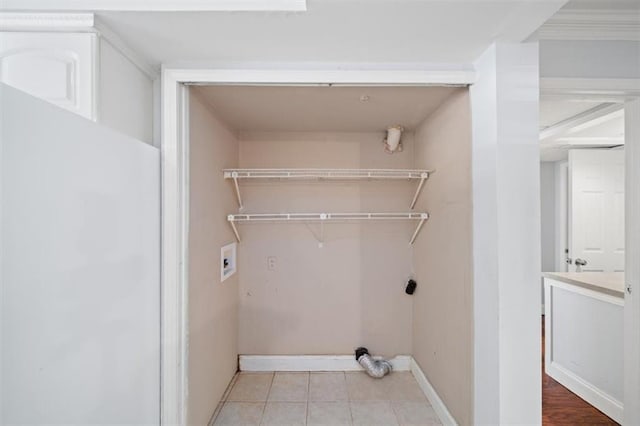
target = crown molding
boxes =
[538,9,640,41]
[540,102,623,142]
[0,12,94,31]
[0,0,306,12]
[541,78,640,102]
[0,12,159,79]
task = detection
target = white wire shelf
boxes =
[227,212,429,245]
[223,168,432,210]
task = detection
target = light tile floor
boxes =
[213,371,442,426]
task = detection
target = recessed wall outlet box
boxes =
[267,256,277,271]
[221,242,237,282]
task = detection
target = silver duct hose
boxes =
[355,347,392,378]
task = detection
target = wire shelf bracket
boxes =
[227,212,429,245]
[223,168,431,210]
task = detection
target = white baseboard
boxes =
[239,355,455,426]
[239,354,411,372]
[410,358,457,426]
[547,361,623,424]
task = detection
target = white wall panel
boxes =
[0,84,160,424]
[98,37,154,143]
[545,278,624,423]
[540,40,640,80]
[551,286,623,402]
[470,42,541,425]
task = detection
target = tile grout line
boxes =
[306,372,310,426]
[216,370,434,425]
[209,372,239,426]
[259,372,275,425]
[345,371,356,426]
[389,399,402,426]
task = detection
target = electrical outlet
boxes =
[267,256,277,271]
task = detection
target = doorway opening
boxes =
[163,71,471,421]
[539,98,626,424]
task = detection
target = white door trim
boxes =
[624,99,640,425]
[540,78,640,101]
[554,161,568,272]
[160,66,475,425]
[0,0,307,12]
[161,71,189,426]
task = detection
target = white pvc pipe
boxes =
[385,126,403,153]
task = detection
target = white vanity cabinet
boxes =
[0,32,97,119]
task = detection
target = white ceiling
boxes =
[561,0,640,11]
[539,99,605,128]
[538,0,634,162]
[88,0,565,67]
[193,85,459,132]
[540,101,625,162]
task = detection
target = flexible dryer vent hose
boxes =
[355,347,392,378]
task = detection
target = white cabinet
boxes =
[0,32,97,119]
[0,14,156,144]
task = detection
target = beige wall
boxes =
[188,91,239,425]
[412,89,473,425]
[237,131,416,357]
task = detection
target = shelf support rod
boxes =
[228,215,241,242]
[231,172,243,210]
[410,172,429,209]
[409,213,429,245]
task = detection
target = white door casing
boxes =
[569,149,625,272]
[624,99,640,426]
[555,161,569,272]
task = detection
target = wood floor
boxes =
[542,316,618,425]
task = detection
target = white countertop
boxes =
[543,272,625,298]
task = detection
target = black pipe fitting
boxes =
[405,279,417,295]
[355,347,369,361]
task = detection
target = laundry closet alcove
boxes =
[187,84,473,426]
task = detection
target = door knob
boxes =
[575,258,587,272]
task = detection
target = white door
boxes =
[1,84,160,424]
[569,149,625,272]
